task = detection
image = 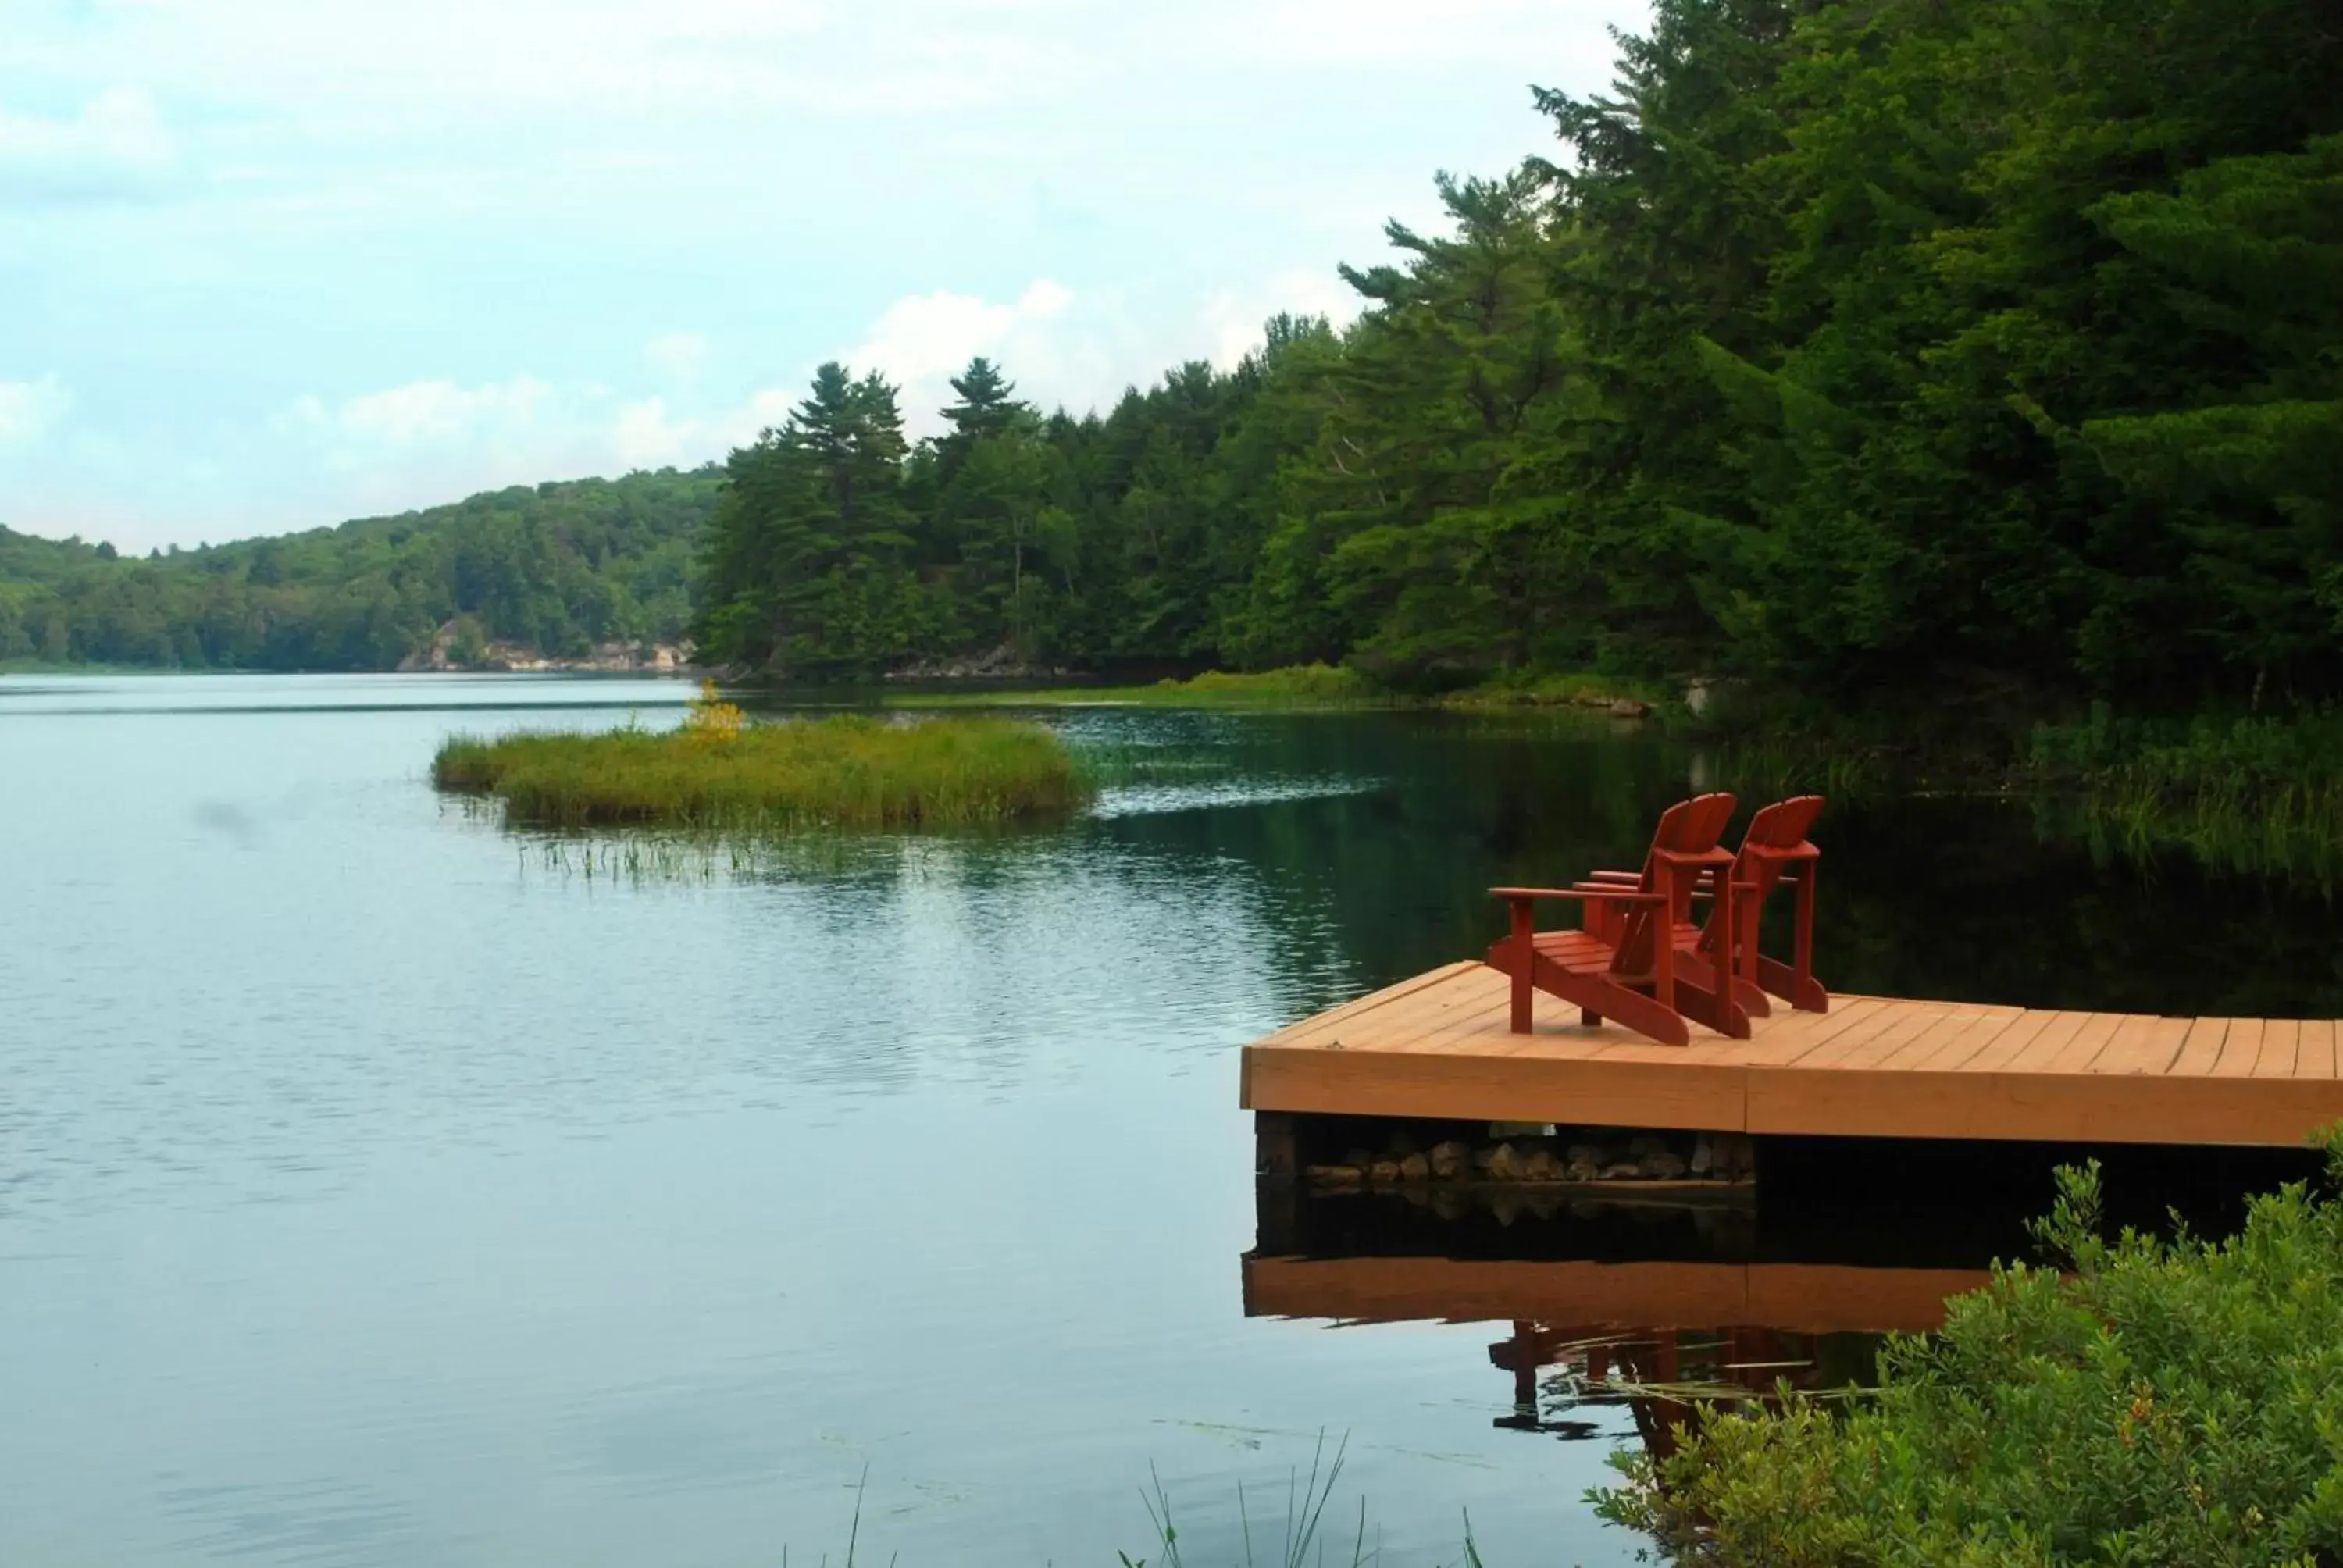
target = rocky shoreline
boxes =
[397,620,694,674]
[1303,1126,1753,1192]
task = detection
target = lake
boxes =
[5,673,2339,1566]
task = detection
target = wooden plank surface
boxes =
[1243,964,2343,1149]
[2302,1021,2339,1082]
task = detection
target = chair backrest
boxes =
[1640,792,1739,885]
[1615,793,1738,970]
[1735,795,1824,893]
[1691,796,1825,959]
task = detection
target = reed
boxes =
[894,663,1389,710]
[432,711,1093,832]
[1705,737,1894,804]
[783,1438,1489,1567]
[2027,706,2343,877]
[894,662,1656,715]
[1438,668,1666,713]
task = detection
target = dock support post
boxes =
[1254,1111,1298,1181]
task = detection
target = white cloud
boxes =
[612,397,692,469]
[0,376,75,445]
[21,1,936,125]
[0,0,1645,545]
[1194,0,1618,66]
[284,377,552,447]
[645,333,710,383]
[843,279,1082,434]
[1200,267,1364,367]
[612,384,801,469]
[0,87,178,200]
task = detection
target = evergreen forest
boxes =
[9,0,2340,732]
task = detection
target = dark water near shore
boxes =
[5,674,2340,1566]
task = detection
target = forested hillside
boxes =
[12,0,2338,709]
[697,0,2343,718]
[0,470,719,669]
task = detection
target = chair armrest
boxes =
[1488,885,1667,905]
[1652,846,1737,868]
[1596,868,1721,894]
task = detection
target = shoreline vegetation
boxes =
[432,689,1092,832]
[1596,1131,2343,1568]
[27,645,2334,871]
[880,662,1662,715]
[418,656,2343,874]
[892,668,2343,875]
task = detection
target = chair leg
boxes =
[1765,864,1827,1011]
[1507,899,1535,1034]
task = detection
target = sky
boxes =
[1,0,1644,554]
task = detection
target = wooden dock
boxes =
[1243,1254,1988,1335]
[1241,961,2343,1148]
[1244,1252,1978,1445]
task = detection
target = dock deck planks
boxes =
[1243,963,2343,1148]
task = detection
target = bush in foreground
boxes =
[432,711,1093,831]
[1596,1131,2343,1566]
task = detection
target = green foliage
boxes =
[1596,1131,2343,1566]
[0,470,718,670]
[430,713,1092,831]
[693,362,934,675]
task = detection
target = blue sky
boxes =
[2,0,1643,553]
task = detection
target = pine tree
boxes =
[934,357,1029,489]
[694,363,923,675]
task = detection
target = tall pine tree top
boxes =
[942,358,1026,442]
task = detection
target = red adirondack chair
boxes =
[1582,794,1828,1020]
[1721,794,1828,1014]
[1485,793,1741,1047]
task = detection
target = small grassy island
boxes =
[433,688,1091,831]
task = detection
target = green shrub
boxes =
[1596,1130,2343,1566]
[431,713,1093,831]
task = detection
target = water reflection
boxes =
[1245,1187,1964,1468]
[893,707,2343,1018]
[1246,1138,2321,1466]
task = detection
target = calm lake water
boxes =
[5,673,2340,1566]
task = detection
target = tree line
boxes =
[0,472,717,669]
[11,0,2338,722]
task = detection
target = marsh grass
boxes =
[517,832,917,882]
[433,712,1093,832]
[2028,707,2343,878]
[893,664,1388,710]
[1436,668,1665,712]
[1704,738,1895,804]
[890,662,1652,715]
[776,1437,1487,1567]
